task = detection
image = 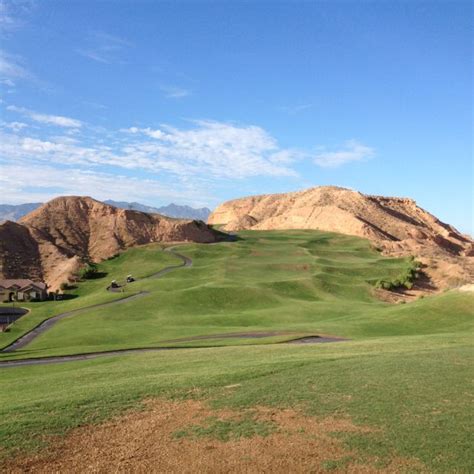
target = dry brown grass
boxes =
[3,399,425,473]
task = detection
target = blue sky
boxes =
[0,1,472,232]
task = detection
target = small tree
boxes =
[79,262,98,279]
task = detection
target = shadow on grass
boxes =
[56,294,79,301]
[85,272,108,280]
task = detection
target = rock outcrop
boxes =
[209,186,473,289]
[0,196,223,290]
[0,221,43,282]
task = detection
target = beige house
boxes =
[0,280,48,302]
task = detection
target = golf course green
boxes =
[1,230,472,471]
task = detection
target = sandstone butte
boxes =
[0,196,222,290]
[208,186,474,290]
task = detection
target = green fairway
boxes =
[1,334,473,472]
[0,230,472,471]
[0,243,180,351]
[2,230,471,360]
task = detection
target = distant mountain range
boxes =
[0,200,211,222]
[0,203,43,222]
[104,200,211,221]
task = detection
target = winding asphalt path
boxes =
[0,248,192,354]
[0,335,348,369]
[0,247,347,369]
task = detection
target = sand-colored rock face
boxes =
[209,186,473,288]
[0,196,222,290]
[0,221,43,282]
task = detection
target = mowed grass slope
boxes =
[0,244,180,351]
[0,230,473,471]
[1,334,472,471]
[2,230,472,359]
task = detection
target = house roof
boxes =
[0,279,47,291]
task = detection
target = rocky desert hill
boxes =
[209,186,473,290]
[0,201,211,222]
[0,196,223,290]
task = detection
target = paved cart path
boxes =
[0,247,348,368]
[1,248,191,353]
[0,335,348,368]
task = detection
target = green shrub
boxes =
[372,258,421,291]
[79,262,98,279]
[375,280,396,290]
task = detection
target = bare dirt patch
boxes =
[405,255,473,295]
[3,399,424,473]
[372,287,427,304]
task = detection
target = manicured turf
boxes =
[0,230,472,471]
[3,230,471,360]
[1,334,472,471]
[0,244,180,351]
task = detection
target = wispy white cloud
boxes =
[123,120,296,178]
[0,119,298,187]
[1,120,27,131]
[0,0,37,89]
[278,103,313,115]
[159,84,191,99]
[0,1,17,31]
[269,149,305,165]
[0,0,35,34]
[76,49,110,64]
[0,116,374,207]
[0,163,214,206]
[1,120,374,180]
[0,50,29,84]
[6,105,83,128]
[82,100,107,110]
[314,140,375,167]
[77,31,132,64]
